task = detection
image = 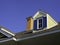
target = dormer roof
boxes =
[33,11,47,19]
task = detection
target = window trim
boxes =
[37,18,43,29]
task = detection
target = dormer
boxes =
[26,11,58,32]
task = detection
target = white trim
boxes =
[0,30,12,37]
[1,28,15,36]
[37,18,43,29]
[47,14,48,29]
[37,19,39,29]
[33,11,40,19]
[13,37,17,41]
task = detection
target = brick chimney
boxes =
[26,16,34,32]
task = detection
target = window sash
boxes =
[37,18,43,29]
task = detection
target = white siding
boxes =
[47,14,58,29]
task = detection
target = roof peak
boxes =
[37,10,48,14]
[33,10,48,19]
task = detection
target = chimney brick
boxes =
[26,16,34,32]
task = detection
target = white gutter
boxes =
[1,28,15,36]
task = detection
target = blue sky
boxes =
[0,0,60,33]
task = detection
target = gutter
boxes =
[13,30,60,41]
[0,37,13,43]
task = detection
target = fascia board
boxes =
[33,11,39,19]
[0,30,12,37]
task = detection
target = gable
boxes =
[33,11,46,20]
[33,11,58,30]
[47,14,58,29]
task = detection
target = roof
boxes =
[33,11,47,19]
[0,37,12,43]
[0,26,15,37]
[0,22,60,42]
[14,22,60,41]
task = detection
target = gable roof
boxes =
[33,11,58,29]
[33,11,47,19]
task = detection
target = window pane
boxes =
[39,23,42,28]
[39,19,42,24]
[39,19,42,29]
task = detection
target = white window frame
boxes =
[37,18,43,29]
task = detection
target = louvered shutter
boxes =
[34,20,37,30]
[43,17,47,28]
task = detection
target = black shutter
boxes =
[43,17,47,28]
[34,20,37,30]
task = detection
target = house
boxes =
[0,11,60,45]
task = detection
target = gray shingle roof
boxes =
[14,23,60,41]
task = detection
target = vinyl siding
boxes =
[47,14,58,29]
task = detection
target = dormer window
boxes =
[34,17,47,30]
[37,18,43,29]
